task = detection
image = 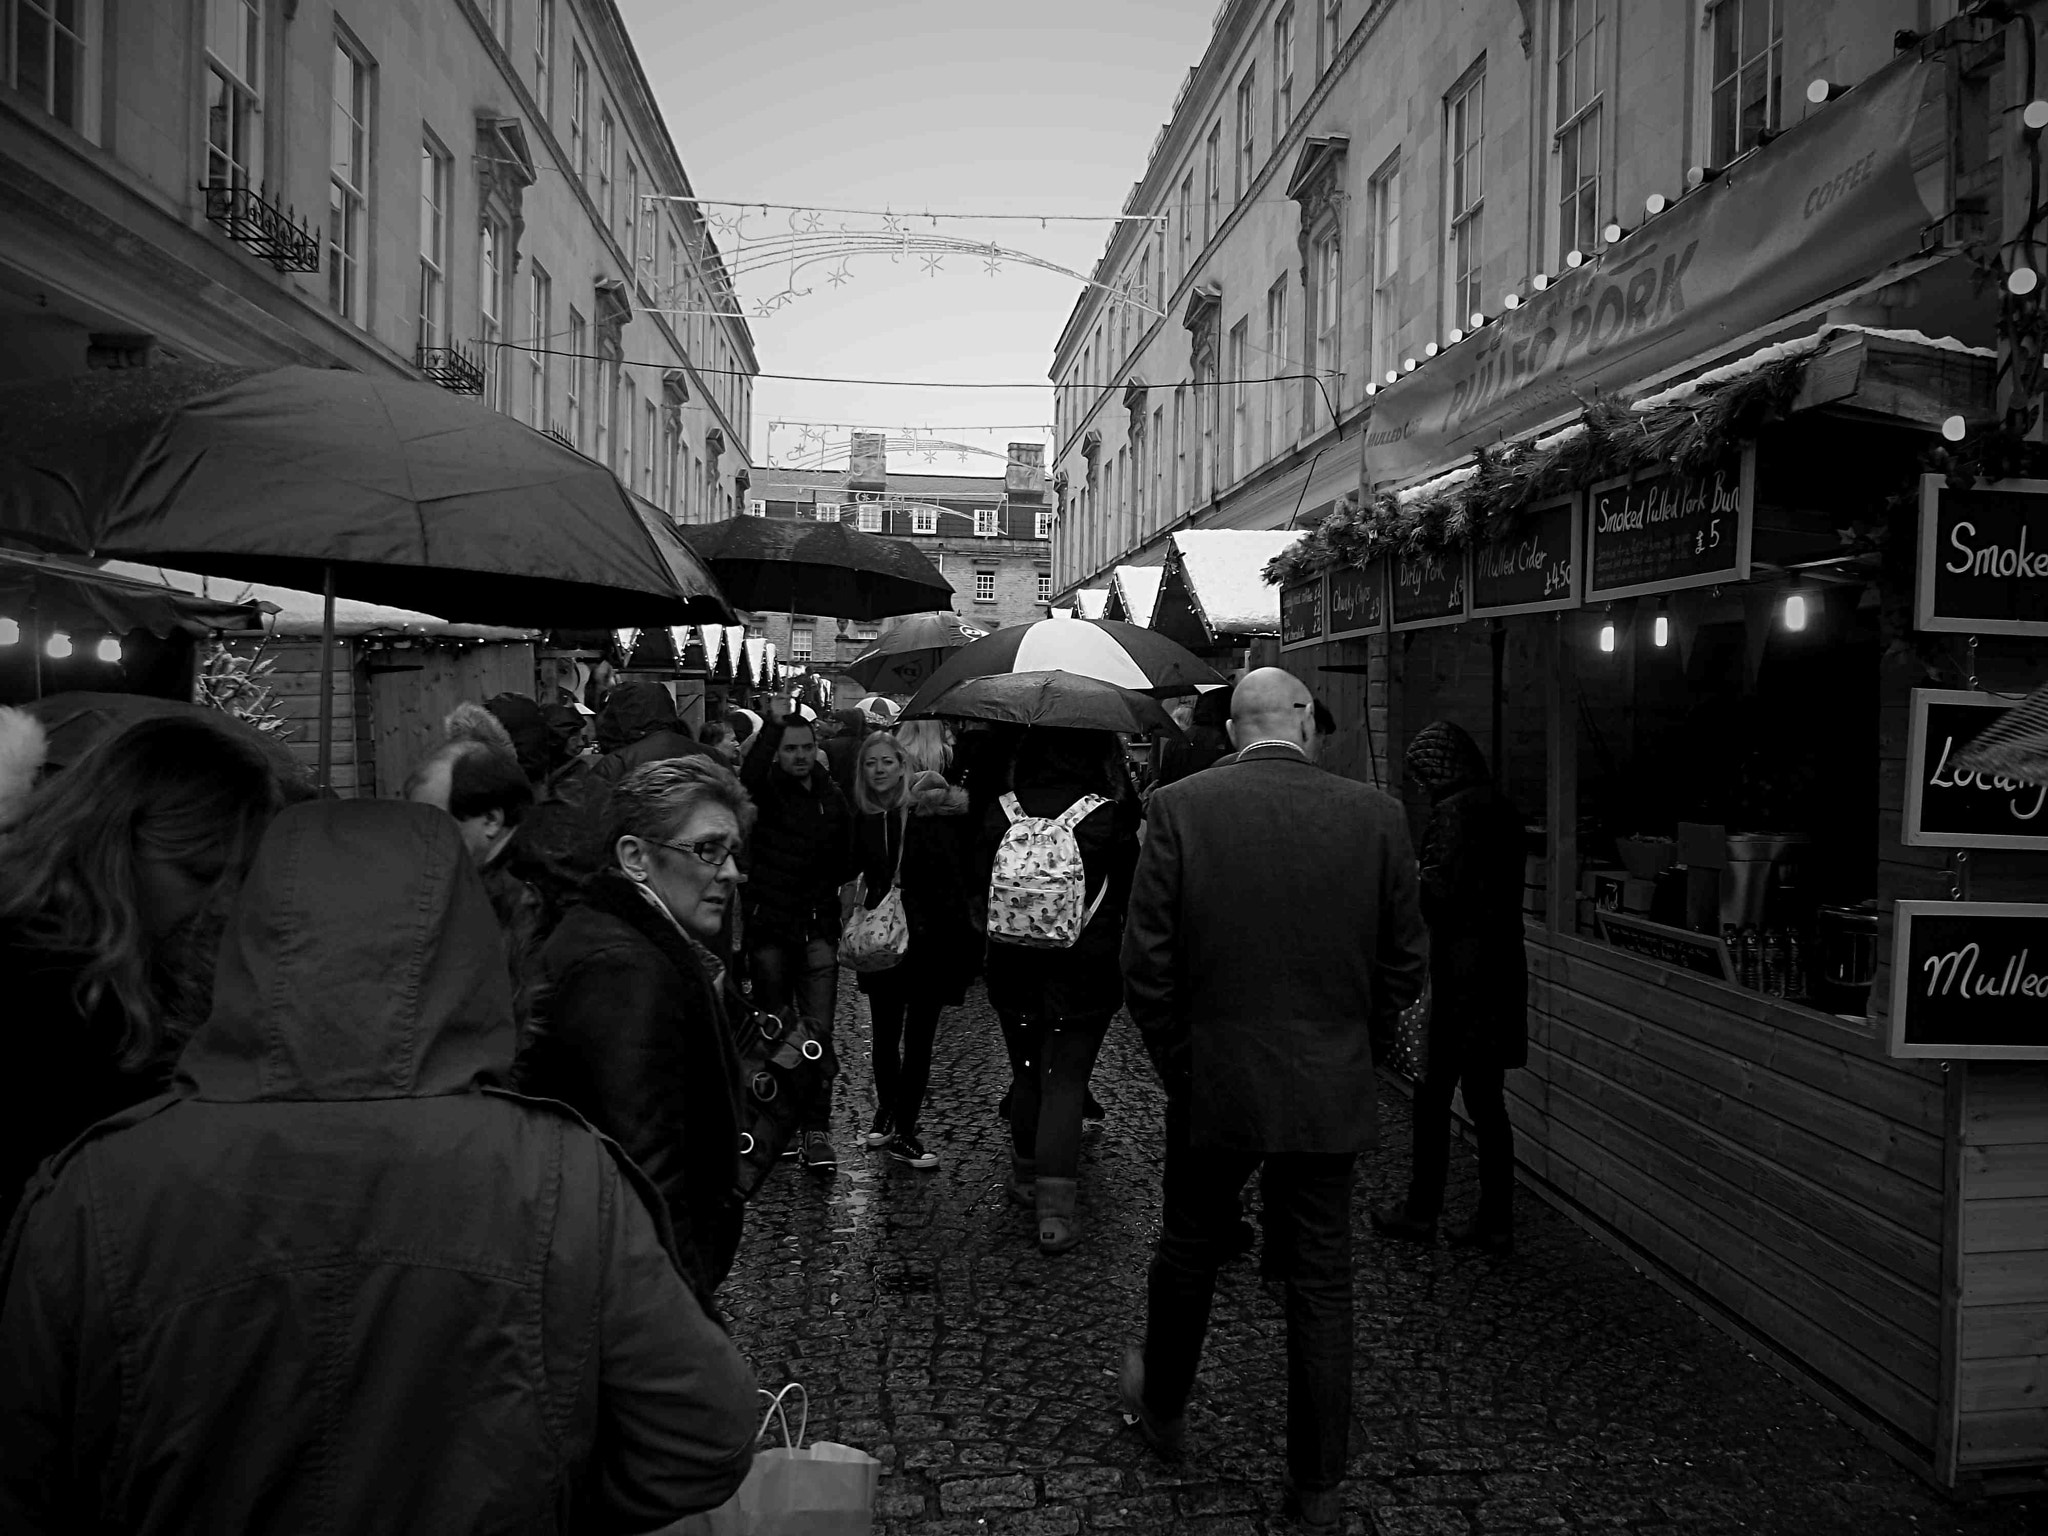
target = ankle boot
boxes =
[1007,1156,1037,1209]
[1036,1176,1080,1254]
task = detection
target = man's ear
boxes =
[1225,718,1242,749]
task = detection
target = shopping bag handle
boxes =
[757,1382,809,1450]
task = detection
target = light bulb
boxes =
[1653,612,1669,648]
[1403,357,1418,372]
[1783,591,1808,632]
[1565,249,1585,268]
[1807,79,1845,105]
[46,631,71,659]
[1469,310,1486,329]
[1385,369,1398,385]
[1598,622,1616,654]
[1365,382,1379,396]
[1502,291,1522,311]
[1645,192,1669,217]
[1532,272,1551,291]
[0,617,16,646]
[1447,326,1465,343]
[2009,265,2039,296]
[1425,342,1439,358]
[1602,221,1626,244]
[2027,99,2048,132]
[1941,415,1966,442]
[96,636,122,663]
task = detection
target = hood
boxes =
[597,681,678,751]
[1192,688,1233,731]
[1405,720,1491,800]
[485,692,554,780]
[0,705,49,828]
[180,799,515,1101]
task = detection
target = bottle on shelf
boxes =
[1761,928,1787,998]
[1784,929,1806,1001]
[1738,925,1763,991]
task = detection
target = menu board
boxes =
[1390,547,1470,631]
[1279,574,1326,651]
[1326,562,1385,639]
[1888,901,2048,1060]
[1915,475,2048,636]
[1471,494,1581,617]
[1903,689,2048,850]
[1585,444,1754,602]
[1595,912,1736,982]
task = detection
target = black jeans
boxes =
[995,1009,1111,1179]
[750,938,840,1131]
[1405,1061,1514,1230]
[1142,1094,1356,1494]
[867,967,943,1138]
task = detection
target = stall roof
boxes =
[1155,531,1299,648]
[1072,588,1111,620]
[106,562,537,641]
[0,549,269,637]
[1105,565,1165,629]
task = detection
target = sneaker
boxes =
[886,1133,939,1169]
[863,1110,894,1149]
[800,1131,838,1174]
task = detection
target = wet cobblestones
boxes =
[720,981,2040,1535]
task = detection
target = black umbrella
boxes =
[842,611,990,692]
[901,616,1222,718]
[678,516,954,621]
[905,670,1181,737]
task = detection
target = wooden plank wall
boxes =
[1290,633,1391,789]
[367,642,538,798]
[250,638,367,796]
[1955,1064,2048,1474]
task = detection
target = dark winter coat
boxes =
[741,728,856,946]
[1405,721,1530,1073]
[590,682,714,787]
[0,801,757,1536]
[518,870,748,1296]
[853,792,977,1006]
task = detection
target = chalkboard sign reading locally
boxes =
[1390,547,1469,631]
[1595,911,1737,983]
[1471,494,1581,617]
[1279,574,1326,651]
[1585,444,1755,602]
[1903,690,2048,850]
[1915,475,2048,636]
[1888,902,2048,1060]
[1326,562,1385,639]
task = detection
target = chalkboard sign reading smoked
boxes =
[1471,494,1581,617]
[1585,443,1754,602]
[1279,574,1326,651]
[1915,475,2048,636]
[1888,902,2048,1060]
[1903,689,2048,850]
[1594,911,1737,983]
[1326,562,1385,639]
[1389,547,1469,631]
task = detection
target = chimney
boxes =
[848,431,887,491]
[1006,442,1046,500]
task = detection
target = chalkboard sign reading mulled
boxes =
[1585,443,1755,602]
[1326,562,1385,639]
[1471,494,1581,617]
[1915,475,2048,636]
[1390,547,1469,631]
[1888,901,2048,1060]
[1279,574,1326,651]
[1903,689,2048,850]
[1594,911,1737,982]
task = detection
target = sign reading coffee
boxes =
[1585,445,1754,602]
[1903,689,2048,850]
[1471,494,1581,617]
[1889,901,2048,1060]
[1279,574,1326,651]
[1915,475,2048,636]
[1326,562,1385,639]
[1390,547,1469,631]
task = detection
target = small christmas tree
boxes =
[194,640,293,742]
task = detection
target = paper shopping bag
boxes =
[671,1384,878,1536]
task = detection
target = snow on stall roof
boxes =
[1110,564,1165,629]
[1072,589,1111,620]
[104,562,536,640]
[1169,530,1300,634]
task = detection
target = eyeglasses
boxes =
[648,838,742,869]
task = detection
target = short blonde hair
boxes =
[851,731,910,816]
[894,718,952,778]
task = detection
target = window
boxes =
[1444,67,1485,334]
[911,506,939,534]
[327,41,369,325]
[1177,172,1194,281]
[974,571,996,603]
[418,138,448,350]
[595,350,615,466]
[1115,446,1129,550]
[640,200,657,291]
[478,222,504,408]
[664,413,680,517]
[1319,0,1341,75]
[790,625,814,663]
[1118,276,1130,363]
[1036,509,1054,540]
[974,509,1001,537]
[481,0,504,39]
[570,47,587,178]
[1234,66,1256,202]
[1710,0,1782,164]
[204,0,259,188]
[598,107,614,226]
[626,161,639,268]
[533,0,552,118]
[665,230,681,306]
[16,0,96,132]
[745,624,766,641]
[525,262,549,426]
[1037,572,1052,604]
[1368,155,1400,383]
[1273,4,1295,138]
[642,398,658,499]
[1227,319,1249,485]
[1203,123,1221,243]
[619,374,635,483]
[1150,406,1164,532]
[814,500,841,522]
[566,308,586,446]
[1555,0,1604,265]
[1173,385,1186,516]
[1312,230,1342,414]
[1138,249,1152,315]
[1264,276,1290,458]
[857,505,883,532]
[853,622,879,643]
[744,498,767,517]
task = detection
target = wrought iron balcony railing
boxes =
[544,423,576,450]
[416,344,486,394]
[199,182,320,272]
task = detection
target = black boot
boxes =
[1369,1201,1436,1243]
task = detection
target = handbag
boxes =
[730,1000,830,1200]
[837,814,909,973]
[674,1384,880,1536]
[1389,977,1432,1081]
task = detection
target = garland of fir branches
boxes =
[1264,353,1809,587]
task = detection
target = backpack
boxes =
[986,792,1109,950]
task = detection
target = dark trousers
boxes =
[1142,1095,1355,1494]
[1404,1061,1514,1230]
[867,967,943,1138]
[995,1009,1111,1179]
[750,937,840,1130]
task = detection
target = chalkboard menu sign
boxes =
[1903,689,2048,850]
[1595,912,1737,982]
[1915,475,2048,636]
[1888,901,2048,1060]
[1326,562,1385,639]
[1279,574,1326,651]
[1471,494,1581,617]
[1585,444,1755,602]
[1390,547,1470,631]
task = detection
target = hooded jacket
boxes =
[591,681,711,786]
[0,801,756,1536]
[740,720,856,946]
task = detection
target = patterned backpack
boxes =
[986,791,1109,950]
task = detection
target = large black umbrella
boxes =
[901,615,1222,718]
[678,516,954,621]
[904,670,1181,737]
[841,610,989,692]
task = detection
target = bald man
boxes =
[1118,667,1427,1532]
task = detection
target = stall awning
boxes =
[1,549,269,637]
[1063,589,1110,621]
[1104,565,1165,628]
[103,562,533,641]
[1152,530,1300,651]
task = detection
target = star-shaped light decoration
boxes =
[984,256,1002,277]
[921,254,944,276]
[826,263,851,288]
[803,210,824,232]
[925,450,938,464]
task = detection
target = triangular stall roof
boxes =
[1103,565,1165,629]
[1150,531,1298,652]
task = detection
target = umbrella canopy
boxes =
[678,516,953,621]
[905,670,1179,737]
[0,548,269,638]
[23,691,313,795]
[842,610,989,691]
[901,616,1222,718]
[1954,685,2048,786]
[0,363,732,627]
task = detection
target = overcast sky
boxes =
[617,0,1216,476]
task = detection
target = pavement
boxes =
[719,979,2042,1536]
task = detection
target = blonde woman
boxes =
[849,729,975,1167]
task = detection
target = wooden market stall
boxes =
[1102,564,1166,630]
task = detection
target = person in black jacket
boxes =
[516,757,753,1298]
[590,681,714,786]
[1372,720,1530,1256]
[740,713,857,1174]
[981,727,1141,1254]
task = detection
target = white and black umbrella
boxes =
[901,616,1222,718]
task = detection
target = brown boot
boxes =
[1035,1176,1080,1254]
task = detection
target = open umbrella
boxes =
[842,611,989,692]
[22,691,313,795]
[901,615,1222,719]
[1954,684,2048,785]
[678,516,954,621]
[904,670,1180,738]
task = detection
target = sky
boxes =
[616,0,1218,477]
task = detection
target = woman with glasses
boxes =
[515,757,755,1300]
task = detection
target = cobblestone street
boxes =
[720,981,2041,1536]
